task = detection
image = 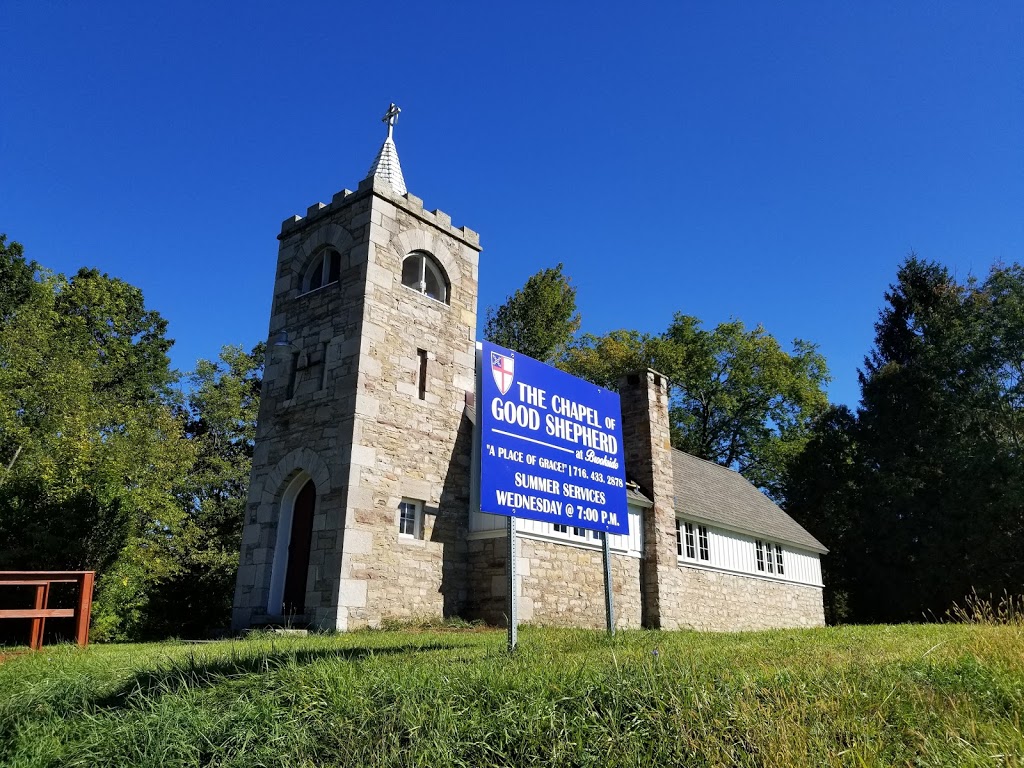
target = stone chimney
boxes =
[618,369,675,628]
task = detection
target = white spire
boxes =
[365,103,407,196]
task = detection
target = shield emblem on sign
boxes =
[491,351,515,395]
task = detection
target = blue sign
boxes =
[478,341,629,536]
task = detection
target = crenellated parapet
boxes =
[279,176,480,250]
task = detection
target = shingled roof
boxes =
[672,450,827,553]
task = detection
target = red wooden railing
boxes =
[0,571,95,650]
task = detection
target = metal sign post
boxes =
[602,534,615,636]
[507,515,518,651]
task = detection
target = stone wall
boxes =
[465,534,643,629]
[661,564,825,631]
[465,536,507,625]
[520,538,642,629]
[335,180,481,630]
[233,189,372,630]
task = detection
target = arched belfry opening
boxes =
[268,473,316,617]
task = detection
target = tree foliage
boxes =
[785,257,1024,623]
[143,344,264,638]
[0,234,36,324]
[484,263,581,362]
[782,404,861,623]
[0,235,269,640]
[0,254,192,639]
[562,314,830,498]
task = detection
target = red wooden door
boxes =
[282,480,315,615]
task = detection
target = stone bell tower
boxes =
[233,105,482,631]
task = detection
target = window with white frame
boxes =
[471,507,645,558]
[663,517,825,585]
[676,519,708,561]
[401,251,449,304]
[697,524,709,560]
[398,499,423,539]
[755,540,786,576]
[302,248,341,294]
[553,523,604,545]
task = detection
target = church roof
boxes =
[366,135,407,196]
[671,450,827,553]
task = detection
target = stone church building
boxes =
[231,106,827,633]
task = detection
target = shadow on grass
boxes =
[94,641,454,712]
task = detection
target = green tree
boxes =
[144,344,264,638]
[0,256,192,639]
[782,404,862,623]
[860,258,1024,620]
[785,257,1024,623]
[659,315,829,498]
[562,314,829,498]
[559,329,657,389]
[0,234,36,323]
[484,263,581,362]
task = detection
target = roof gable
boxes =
[671,450,827,553]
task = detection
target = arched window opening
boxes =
[401,251,449,304]
[302,249,341,294]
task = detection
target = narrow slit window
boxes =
[756,540,765,571]
[775,544,785,575]
[319,342,329,391]
[685,523,696,559]
[417,349,428,400]
[286,351,300,400]
[675,519,682,556]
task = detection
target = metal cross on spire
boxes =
[366,103,407,195]
[382,103,401,139]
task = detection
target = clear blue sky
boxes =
[3,2,1021,406]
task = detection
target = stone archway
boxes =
[281,478,316,615]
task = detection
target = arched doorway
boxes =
[268,473,316,617]
[281,479,316,615]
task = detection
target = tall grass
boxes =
[947,590,1024,627]
[1,624,1021,767]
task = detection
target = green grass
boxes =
[0,624,1022,767]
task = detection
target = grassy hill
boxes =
[0,623,1021,767]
